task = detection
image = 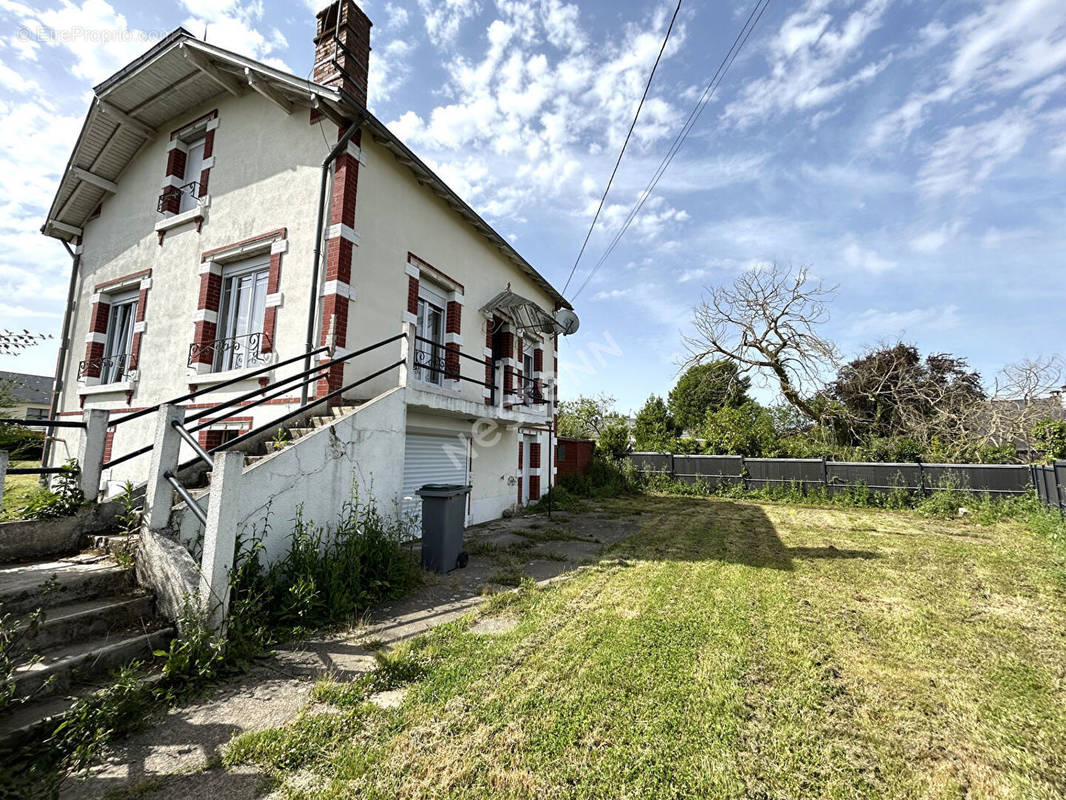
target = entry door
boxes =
[402,432,468,534]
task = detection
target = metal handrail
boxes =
[188,359,406,466]
[0,418,86,429]
[109,345,331,428]
[102,332,405,471]
[184,332,407,426]
[163,470,206,526]
[172,420,212,467]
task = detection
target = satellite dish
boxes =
[554,308,580,336]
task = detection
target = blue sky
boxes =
[0,0,1064,413]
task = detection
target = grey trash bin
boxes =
[417,483,471,574]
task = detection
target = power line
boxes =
[571,0,772,301]
[561,0,684,296]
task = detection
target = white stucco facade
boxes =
[44,23,568,544]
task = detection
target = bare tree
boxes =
[965,355,1066,455]
[0,330,51,357]
[684,264,838,422]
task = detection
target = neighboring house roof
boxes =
[0,371,53,405]
[42,29,571,311]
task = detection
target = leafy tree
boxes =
[632,395,678,451]
[596,417,631,461]
[1033,417,1066,460]
[701,402,777,457]
[555,393,618,439]
[668,361,750,433]
[827,342,984,444]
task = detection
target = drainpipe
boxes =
[40,236,81,477]
[303,113,367,404]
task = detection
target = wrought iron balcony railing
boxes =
[78,352,136,384]
[515,374,547,405]
[413,339,459,383]
[157,181,201,213]
[189,331,272,373]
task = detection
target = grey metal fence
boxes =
[1032,462,1066,513]
[630,452,1065,511]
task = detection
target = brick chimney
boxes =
[313,0,372,108]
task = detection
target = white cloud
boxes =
[916,111,1031,198]
[909,222,961,253]
[841,241,896,274]
[417,0,480,46]
[726,0,892,127]
[869,0,1066,147]
[846,305,963,338]
[368,37,413,106]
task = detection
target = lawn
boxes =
[224,496,1066,799]
[1,460,43,521]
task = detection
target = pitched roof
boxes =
[42,29,571,310]
[0,371,53,405]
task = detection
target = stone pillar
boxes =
[79,408,110,501]
[145,404,185,531]
[200,450,244,631]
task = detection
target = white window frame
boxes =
[101,289,138,385]
[414,283,447,387]
[214,257,271,373]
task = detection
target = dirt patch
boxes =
[469,615,520,635]
[368,688,407,709]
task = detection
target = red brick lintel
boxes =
[408,252,464,294]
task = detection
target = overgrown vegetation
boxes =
[1,493,418,798]
[9,459,84,521]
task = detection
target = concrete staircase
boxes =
[0,540,173,747]
[184,405,362,497]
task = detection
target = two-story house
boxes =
[41,0,576,528]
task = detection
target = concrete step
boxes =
[15,594,155,651]
[310,415,334,428]
[0,668,166,748]
[0,556,133,617]
[286,427,313,438]
[7,625,173,704]
[86,533,138,554]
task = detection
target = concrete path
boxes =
[59,507,638,799]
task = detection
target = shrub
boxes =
[0,424,44,459]
[237,494,420,633]
[18,460,84,520]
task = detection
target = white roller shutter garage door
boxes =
[402,432,469,529]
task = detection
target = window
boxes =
[101,290,138,384]
[415,294,445,386]
[215,259,269,372]
[557,441,566,461]
[180,135,206,213]
[25,407,48,420]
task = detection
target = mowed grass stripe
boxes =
[224,496,1066,799]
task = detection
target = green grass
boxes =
[223,496,1066,799]
[0,460,46,521]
